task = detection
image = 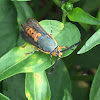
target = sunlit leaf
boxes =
[68,7,100,25]
[25,71,50,100]
[78,29,100,54]
[0,93,10,100]
[89,65,100,100]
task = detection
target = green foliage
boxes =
[67,7,100,25]
[0,0,100,100]
[96,9,100,30]
[2,74,27,100]
[89,65,100,100]
[47,60,72,100]
[25,71,51,100]
[62,90,73,100]
[0,0,18,57]
[78,29,100,54]
[11,0,31,1]
[13,1,36,45]
[0,93,10,100]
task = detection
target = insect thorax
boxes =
[37,35,57,53]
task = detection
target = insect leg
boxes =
[38,48,50,54]
[59,46,74,50]
[26,50,39,55]
[59,46,67,49]
[48,55,59,74]
[50,53,53,65]
[61,40,81,53]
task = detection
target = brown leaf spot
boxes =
[22,43,27,48]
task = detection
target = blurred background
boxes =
[0,0,100,100]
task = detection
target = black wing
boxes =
[20,18,50,48]
[21,28,40,48]
[25,18,48,35]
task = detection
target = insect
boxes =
[21,18,80,73]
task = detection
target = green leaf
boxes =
[62,90,73,100]
[0,93,10,100]
[53,0,62,6]
[11,0,31,1]
[13,1,36,46]
[0,43,38,81]
[0,20,80,81]
[14,1,35,30]
[96,9,100,30]
[82,0,100,12]
[76,45,100,69]
[0,0,18,57]
[69,0,79,3]
[78,29,100,54]
[72,81,89,100]
[89,65,100,100]
[47,60,72,100]
[79,23,90,31]
[25,71,50,100]
[68,7,100,25]
[3,74,27,100]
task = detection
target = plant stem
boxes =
[62,12,66,23]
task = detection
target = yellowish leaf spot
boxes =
[34,74,40,78]
[25,67,33,72]
[38,59,43,64]
[31,45,37,49]
[23,54,27,58]
[26,92,30,98]
[61,23,64,28]
[32,54,37,59]
[34,74,41,85]
[29,61,34,65]
[21,43,27,48]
